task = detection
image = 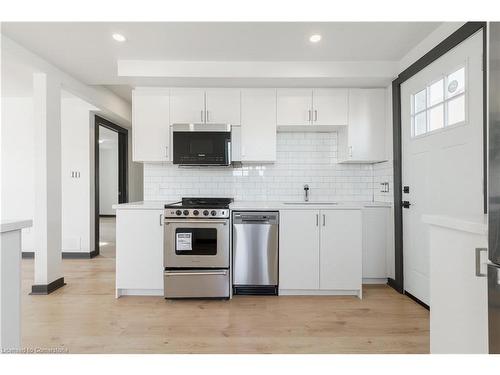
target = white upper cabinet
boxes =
[132,88,170,162]
[240,89,277,162]
[277,88,348,127]
[312,89,349,126]
[170,88,206,124]
[277,89,313,126]
[338,88,387,163]
[205,89,241,125]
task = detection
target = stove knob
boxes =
[193,210,199,216]
[175,210,182,216]
[210,210,217,216]
[203,210,209,216]
[183,210,189,216]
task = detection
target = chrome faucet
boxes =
[304,184,310,202]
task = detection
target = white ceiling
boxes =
[2,22,441,102]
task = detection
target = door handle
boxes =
[165,270,228,277]
[322,214,326,226]
[165,146,168,158]
[316,214,319,226]
[314,110,318,122]
[402,201,411,209]
[308,110,311,122]
[475,248,487,277]
[159,213,163,226]
[165,219,228,225]
[206,110,210,123]
[201,110,204,123]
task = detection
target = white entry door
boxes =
[401,31,484,305]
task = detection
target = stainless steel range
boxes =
[163,197,233,299]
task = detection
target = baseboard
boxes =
[24,251,99,259]
[362,278,388,284]
[30,277,66,295]
[62,250,99,259]
[404,291,430,310]
[387,278,403,293]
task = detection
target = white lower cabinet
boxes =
[279,210,320,290]
[279,209,362,296]
[362,207,389,282]
[115,209,164,297]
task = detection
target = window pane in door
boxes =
[429,79,444,106]
[446,67,465,98]
[414,112,427,136]
[414,89,427,113]
[446,94,465,126]
[428,104,444,131]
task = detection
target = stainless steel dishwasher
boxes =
[232,211,279,295]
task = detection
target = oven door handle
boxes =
[164,270,228,276]
[165,219,228,225]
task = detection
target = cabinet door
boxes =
[116,209,164,291]
[240,89,277,162]
[132,89,170,162]
[277,89,312,126]
[362,207,388,279]
[170,88,206,124]
[279,210,320,290]
[320,210,362,290]
[205,89,241,125]
[312,88,348,126]
[347,89,386,161]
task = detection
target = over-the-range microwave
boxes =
[171,123,232,166]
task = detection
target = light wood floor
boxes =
[21,218,429,354]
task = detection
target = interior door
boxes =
[401,31,484,305]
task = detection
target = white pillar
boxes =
[32,73,64,293]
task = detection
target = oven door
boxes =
[173,131,231,166]
[164,219,229,268]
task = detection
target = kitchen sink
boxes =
[283,201,338,205]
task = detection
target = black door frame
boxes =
[389,22,487,295]
[94,115,129,257]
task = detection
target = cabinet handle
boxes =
[206,110,210,123]
[316,214,319,226]
[322,214,326,226]
[348,146,353,157]
[475,248,487,277]
[314,110,318,122]
[165,146,168,159]
[159,213,163,226]
[201,110,204,123]
[308,110,311,122]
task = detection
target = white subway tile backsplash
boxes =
[143,132,394,203]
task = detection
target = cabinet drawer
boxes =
[164,269,229,298]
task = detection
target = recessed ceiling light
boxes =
[112,33,126,42]
[309,34,322,43]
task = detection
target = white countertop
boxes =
[422,214,487,235]
[1,220,33,233]
[113,200,392,211]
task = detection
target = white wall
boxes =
[61,96,98,253]
[128,131,144,203]
[99,126,118,215]
[1,97,35,252]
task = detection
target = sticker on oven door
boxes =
[176,233,192,251]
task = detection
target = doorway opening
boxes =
[94,115,128,258]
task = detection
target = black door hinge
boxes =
[403,186,410,194]
[402,201,411,209]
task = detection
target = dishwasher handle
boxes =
[233,211,279,225]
